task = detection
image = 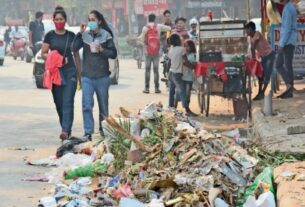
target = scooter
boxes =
[10,34,26,60]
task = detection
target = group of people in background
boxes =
[139,10,199,116]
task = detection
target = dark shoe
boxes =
[185,108,198,117]
[253,93,264,101]
[277,88,293,99]
[59,131,70,141]
[83,133,92,141]
[143,89,149,94]
[174,100,178,108]
[155,89,161,93]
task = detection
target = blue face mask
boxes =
[88,21,97,31]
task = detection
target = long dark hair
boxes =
[90,10,113,37]
[185,39,196,53]
[53,6,67,21]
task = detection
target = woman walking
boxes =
[72,10,117,140]
[41,6,81,140]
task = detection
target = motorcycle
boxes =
[10,34,26,60]
[132,45,144,69]
[160,53,170,86]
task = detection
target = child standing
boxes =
[168,33,196,116]
[182,40,197,109]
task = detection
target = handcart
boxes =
[196,20,262,118]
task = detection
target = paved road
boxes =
[0,57,247,206]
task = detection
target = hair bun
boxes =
[55,6,64,11]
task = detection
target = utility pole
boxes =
[247,0,251,20]
[127,0,133,35]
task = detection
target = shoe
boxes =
[83,133,92,141]
[155,89,161,93]
[143,89,149,94]
[277,88,293,99]
[59,131,70,141]
[253,93,264,101]
[185,108,198,117]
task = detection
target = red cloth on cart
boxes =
[195,62,228,81]
[244,59,263,78]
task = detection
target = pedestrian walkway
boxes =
[252,82,305,154]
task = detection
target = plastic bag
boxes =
[243,167,275,203]
[64,163,107,180]
[243,192,276,207]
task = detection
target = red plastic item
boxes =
[111,184,134,199]
[244,59,263,78]
[195,62,228,81]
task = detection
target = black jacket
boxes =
[72,29,117,79]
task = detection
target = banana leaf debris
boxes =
[30,103,300,207]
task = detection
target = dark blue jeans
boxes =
[168,71,187,108]
[81,76,110,134]
[145,55,160,90]
[276,44,295,86]
[260,51,275,84]
[175,81,193,107]
[52,67,77,133]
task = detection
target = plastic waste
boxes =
[26,156,57,167]
[174,174,214,191]
[217,162,247,186]
[119,198,145,207]
[243,191,276,207]
[243,167,275,203]
[139,102,158,119]
[100,153,114,165]
[57,153,93,168]
[112,184,134,199]
[146,198,165,207]
[56,136,89,158]
[214,198,229,207]
[108,175,121,187]
[175,122,196,134]
[38,196,57,207]
[64,163,107,179]
[69,177,92,195]
[65,199,90,207]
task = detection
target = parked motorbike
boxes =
[160,53,170,86]
[132,45,144,69]
[10,34,26,60]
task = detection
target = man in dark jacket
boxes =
[29,11,44,55]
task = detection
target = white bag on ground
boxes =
[243,191,276,207]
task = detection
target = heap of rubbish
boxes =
[26,103,297,207]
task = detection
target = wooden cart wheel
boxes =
[197,77,210,116]
[244,73,252,118]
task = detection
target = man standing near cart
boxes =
[275,0,297,99]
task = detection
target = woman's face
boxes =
[88,14,99,24]
[54,13,66,23]
[185,44,190,53]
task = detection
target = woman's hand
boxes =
[96,44,104,53]
[80,24,86,34]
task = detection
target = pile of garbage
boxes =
[27,103,279,207]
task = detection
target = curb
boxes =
[252,107,305,154]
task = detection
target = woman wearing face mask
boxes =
[72,10,117,140]
[41,6,81,141]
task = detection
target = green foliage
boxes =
[103,119,132,170]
